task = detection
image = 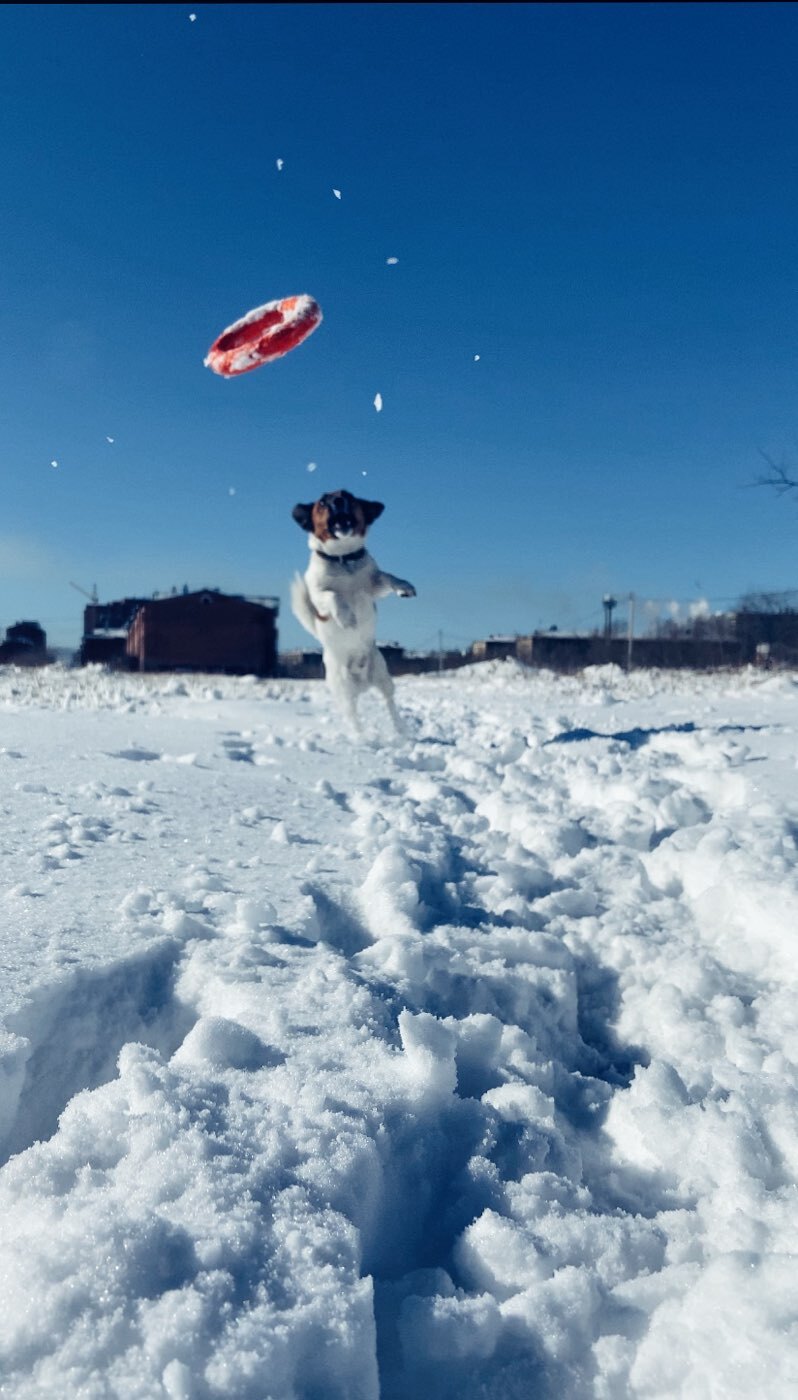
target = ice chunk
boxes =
[173,1017,280,1071]
[398,1009,457,1103]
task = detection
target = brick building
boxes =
[126,590,278,676]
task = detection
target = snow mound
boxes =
[0,664,797,1396]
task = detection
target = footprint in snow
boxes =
[108,748,162,762]
[221,735,255,763]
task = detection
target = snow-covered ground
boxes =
[1,660,797,1399]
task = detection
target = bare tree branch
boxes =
[753,450,798,495]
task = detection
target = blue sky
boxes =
[2,2,798,653]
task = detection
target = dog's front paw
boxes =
[396,582,416,598]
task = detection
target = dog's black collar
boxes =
[314,546,367,566]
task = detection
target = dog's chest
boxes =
[308,552,371,598]
[308,552,376,640]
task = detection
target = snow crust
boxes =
[1,661,797,1397]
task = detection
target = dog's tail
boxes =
[290,572,321,640]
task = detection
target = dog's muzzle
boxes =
[329,512,356,537]
[320,492,357,537]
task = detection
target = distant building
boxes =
[278,643,471,679]
[279,644,406,680]
[377,643,405,669]
[517,632,744,671]
[80,628,133,668]
[83,597,149,634]
[126,590,278,676]
[279,648,325,679]
[80,597,149,668]
[470,636,518,663]
[732,610,798,666]
[0,620,48,665]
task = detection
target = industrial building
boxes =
[80,590,279,676]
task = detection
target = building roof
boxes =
[141,589,278,613]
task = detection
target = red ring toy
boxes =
[204,294,323,378]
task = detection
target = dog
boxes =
[290,489,416,731]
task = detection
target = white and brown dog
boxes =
[290,489,416,731]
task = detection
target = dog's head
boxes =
[292,490,384,544]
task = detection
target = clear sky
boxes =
[2,2,798,654]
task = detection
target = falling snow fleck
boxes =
[386,257,399,265]
[228,488,236,496]
[474,354,480,361]
[50,460,58,468]
[306,462,318,473]
[106,436,114,443]
[332,188,342,200]
[189,12,196,20]
[276,158,284,171]
[373,393,383,413]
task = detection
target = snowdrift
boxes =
[1,662,796,1397]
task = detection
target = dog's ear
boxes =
[292,502,314,531]
[360,499,385,526]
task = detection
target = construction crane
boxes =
[69,582,99,604]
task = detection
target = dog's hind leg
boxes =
[334,689,363,737]
[371,650,405,734]
[324,658,364,735]
[342,696,363,736]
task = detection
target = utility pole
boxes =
[438,630,444,673]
